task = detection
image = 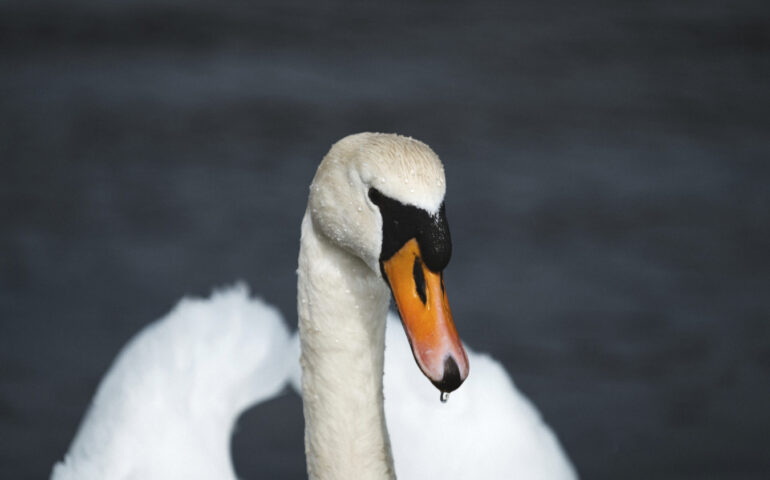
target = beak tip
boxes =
[430,356,466,393]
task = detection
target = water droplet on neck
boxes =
[440,391,449,403]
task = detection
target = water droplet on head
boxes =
[440,391,449,403]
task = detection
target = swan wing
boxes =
[51,284,292,480]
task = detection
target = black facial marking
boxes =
[368,187,452,273]
[413,256,427,304]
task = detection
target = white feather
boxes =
[51,284,291,480]
[52,289,576,480]
[382,314,576,480]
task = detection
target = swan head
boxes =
[308,132,469,393]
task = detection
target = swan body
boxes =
[51,285,292,480]
[52,132,577,479]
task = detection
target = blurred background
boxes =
[2,0,769,478]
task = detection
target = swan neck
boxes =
[297,211,395,480]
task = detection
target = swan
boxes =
[52,132,577,479]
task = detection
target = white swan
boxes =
[52,132,577,479]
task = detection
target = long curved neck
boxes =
[297,211,396,480]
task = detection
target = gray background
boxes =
[2,0,769,478]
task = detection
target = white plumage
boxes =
[51,285,292,480]
[52,284,575,479]
[381,313,576,479]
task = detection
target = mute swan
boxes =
[52,132,577,479]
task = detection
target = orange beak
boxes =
[383,238,469,393]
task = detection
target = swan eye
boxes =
[413,256,427,304]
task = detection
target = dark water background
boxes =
[2,1,769,478]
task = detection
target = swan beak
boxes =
[382,238,469,393]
